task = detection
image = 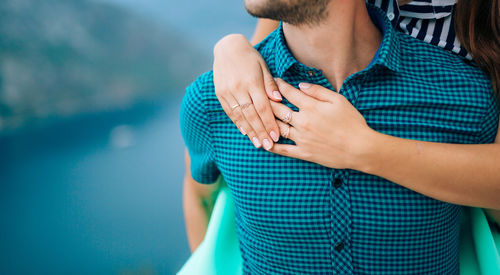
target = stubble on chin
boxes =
[244,0,330,26]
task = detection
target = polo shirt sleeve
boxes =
[180,74,220,184]
[478,93,500,143]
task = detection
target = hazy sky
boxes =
[93,0,256,55]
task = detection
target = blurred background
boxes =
[0,0,254,273]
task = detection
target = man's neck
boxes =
[282,1,382,91]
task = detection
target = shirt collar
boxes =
[367,3,402,72]
[273,24,298,78]
[273,3,401,78]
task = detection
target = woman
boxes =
[211,0,500,223]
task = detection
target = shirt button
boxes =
[387,12,395,21]
[335,242,344,252]
[307,71,316,77]
[333,178,342,188]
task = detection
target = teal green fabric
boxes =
[495,229,500,256]
[459,213,481,275]
[180,3,499,274]
[459,208,500,275]
[179,189,500,275]
[470,208,500,274]
[178,178,242,275]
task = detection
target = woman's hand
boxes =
[268,78,376,170]
[213,34,282,150]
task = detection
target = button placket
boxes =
[335,242,345,252]
[331,171,353,273]
[333,178,343,189]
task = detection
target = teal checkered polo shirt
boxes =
[180,4,499,274]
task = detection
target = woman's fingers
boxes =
[212,34,281,149]
[219,96,243,134]
[237,94,275,150]
[269,101,300,127]
[268,144,302,159]
[221,95,258,139]
[276,120,297,140]
[260,60,282,102]
[274,78,314,109]
[249,84,281,142]
[298,82,334,102]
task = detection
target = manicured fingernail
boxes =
[299,82,311,89]
[272,91,282,100]
[252,137,261,148]
[270,131,279,142]
[262,139,272,150]
[240,127,246,136]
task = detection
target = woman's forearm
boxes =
[183,151,220,252]
[183,175,210,252]
[357,131,500,209]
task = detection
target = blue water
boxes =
[0,97,189,274]
[0,0,256,273]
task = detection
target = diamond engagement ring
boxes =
[282,125,290,139]
[283,111,292,124]
[231,104,240,110]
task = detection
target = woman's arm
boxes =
[364,123,500,222]
[183,150,220,252]
[359,121,500,209]
[250,19,280,45]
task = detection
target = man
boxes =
[180,0,498,274]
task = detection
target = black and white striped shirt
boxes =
[368,0,471,59]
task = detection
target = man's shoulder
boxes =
[188,70,215,95]
[185,70,217,108]
[181,70,218,126]
[396,32,490,88]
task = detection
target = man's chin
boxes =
[243,0,330,26]
[244,0,278,20]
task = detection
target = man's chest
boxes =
[209,126,461,274]
[207,99,463,272]
[208,116,456,234]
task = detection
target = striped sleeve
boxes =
[180,73,220,184]
[366,0,471,59]
[397,0,471,59]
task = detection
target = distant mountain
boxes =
[0,0,209,133]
